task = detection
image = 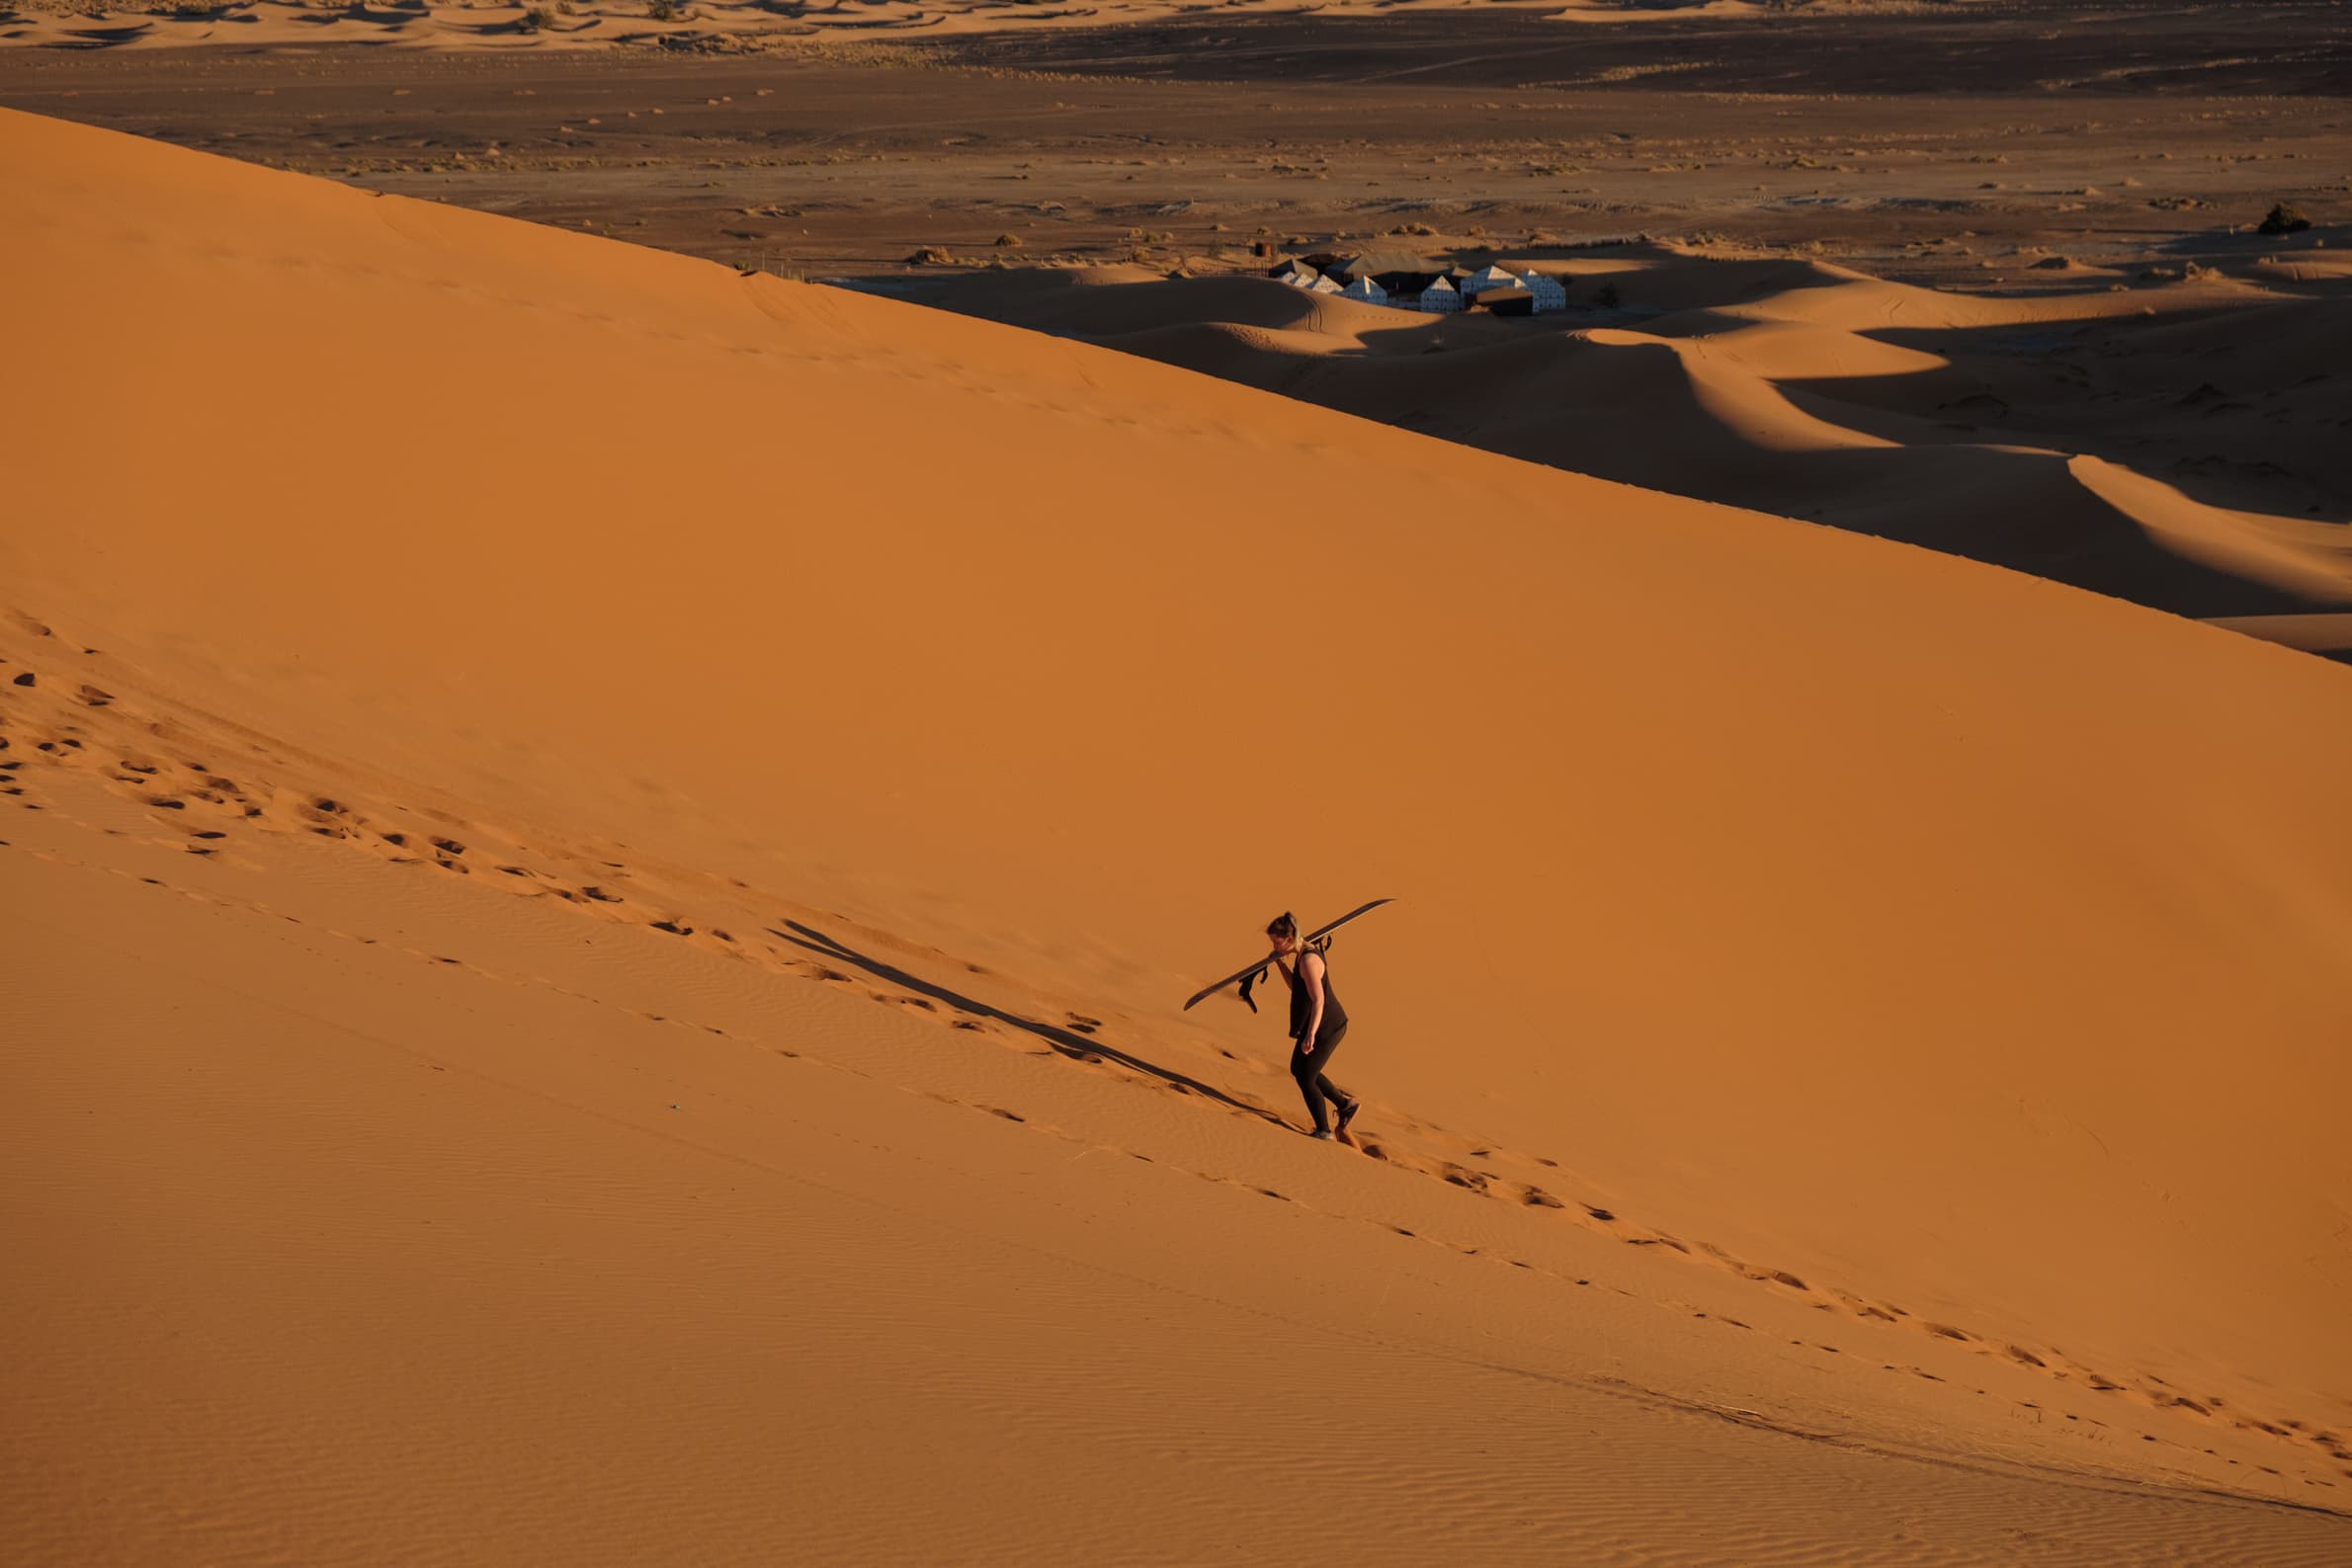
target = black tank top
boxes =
[1287,949,1349,1041]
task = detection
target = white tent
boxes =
[1461,264,1523,299]
[1279,264,1320,289]
[1339,276,1388,303]
[1522,271,1567,312]
[1417,276,1463,314]
[1310,275,1345,294]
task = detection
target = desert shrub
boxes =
[905,246,955,266]
[646,0,677,17]
[517,4,554,27]
[993,233,1024,247]
[2258,203,2312,235]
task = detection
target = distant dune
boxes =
[0,0,1575,51]
[919,256,2352,639]
[6,109,2352,1565]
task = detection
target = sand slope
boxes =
[922,255,2352,632]
[6,109,2352,1563]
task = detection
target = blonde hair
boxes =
[1266,912,1329,956]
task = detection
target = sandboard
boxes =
[1181,898,1395,1012]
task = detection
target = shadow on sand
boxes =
[771,920,1279,1123]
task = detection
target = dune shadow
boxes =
[771,920,1278,1122]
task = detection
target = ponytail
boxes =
[1266,912,1330,957]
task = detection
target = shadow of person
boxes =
[770,920,1278,1123]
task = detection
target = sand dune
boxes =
[0,0,1580,51]
[919,253,2352,633]
[7,109,2352,1564]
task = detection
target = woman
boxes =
[1266,911,1362,1144]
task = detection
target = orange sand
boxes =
[4,109,2351,1565]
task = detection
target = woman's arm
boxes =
[1298,952,1326,1045]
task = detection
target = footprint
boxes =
[1437,1163,1489,1193]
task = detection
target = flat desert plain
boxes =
[4,4,2352,1565]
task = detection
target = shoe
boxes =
[1310,1128,1335,1140]
[1335,1097,1362,1135]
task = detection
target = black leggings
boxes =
[1290,1024,1351,1133]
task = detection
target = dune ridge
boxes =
[6,108,2352,1563]
[918,254,2352,635]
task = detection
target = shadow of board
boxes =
[771,920,1280,1123]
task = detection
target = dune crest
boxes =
[922,252,2352,629]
